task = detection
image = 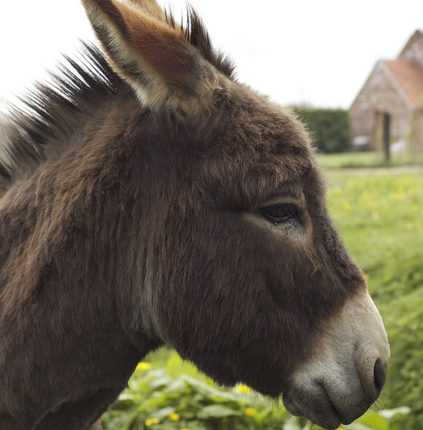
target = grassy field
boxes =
[317,151,423,169]
[103,155,423,430]
[325,171,423,429]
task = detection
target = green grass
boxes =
[324,172,423,429]
[103,169,422,430]
[316,151,423,169]
[325,173,423,302]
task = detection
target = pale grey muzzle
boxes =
[283,292,389,429]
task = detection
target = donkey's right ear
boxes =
[126,0,167,22]
[81,0,218,113]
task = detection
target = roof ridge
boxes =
[399,29,423,59]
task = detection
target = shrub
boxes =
[293,106,351,153]
[102,353,293,430]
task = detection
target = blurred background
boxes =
[1,1,422,429]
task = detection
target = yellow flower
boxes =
[237,384,252,394]
[342,201,351,212]
[169,413,180,422]
[145,418,160,426]
[245,408,257,416]
[136,362,152,371]
[360,191,370,201]
[180,428,191,430]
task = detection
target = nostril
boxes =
[374,358,387,392]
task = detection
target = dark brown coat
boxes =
[0,1,388,429]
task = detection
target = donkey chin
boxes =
[283,291,390,429]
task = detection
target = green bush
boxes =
[103,352,293,430]
[293,106,351,153]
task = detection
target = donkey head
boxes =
[81,1,389,428]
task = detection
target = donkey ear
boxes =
[125,0,167,22]
[81,0,217,113]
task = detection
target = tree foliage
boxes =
[293,106,351,153]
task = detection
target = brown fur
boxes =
[0,2,365,429]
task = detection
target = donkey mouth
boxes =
[283,383,343,430]
[282,357,387,429]
[283,382,373,429]
[316,381,365,426]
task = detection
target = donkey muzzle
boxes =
[283,291,389,429]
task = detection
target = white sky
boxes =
[0,1,422,109]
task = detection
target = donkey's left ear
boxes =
[81,0,218,113]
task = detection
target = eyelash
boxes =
[260,203,300,226]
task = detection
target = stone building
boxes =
[350,30,423,152]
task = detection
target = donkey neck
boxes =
[0,96,163,426]
[0,90,157,337]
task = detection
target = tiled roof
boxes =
[383,59,423,109]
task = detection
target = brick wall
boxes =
[408,110,423,152]
[350,61,412,149]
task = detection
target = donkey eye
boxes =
[260,203,300,225]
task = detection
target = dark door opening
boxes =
[375,111,391,162]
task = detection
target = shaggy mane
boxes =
[0,43,118,192]
[0,8,235,192]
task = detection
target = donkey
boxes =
[0,1,389,429]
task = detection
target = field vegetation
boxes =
[317,151,423,169]
[325,169,423,430]
[103,153,423,430]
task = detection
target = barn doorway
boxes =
[375,111,391,162]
